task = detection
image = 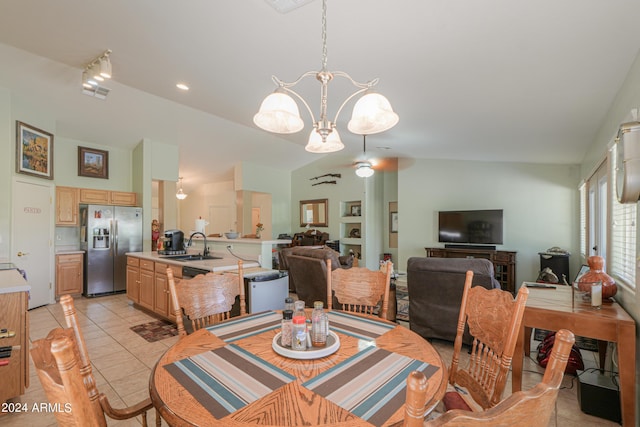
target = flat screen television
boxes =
[438,209,503,245]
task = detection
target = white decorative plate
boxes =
[272,331,340,359]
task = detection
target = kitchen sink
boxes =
[161,254,222,261]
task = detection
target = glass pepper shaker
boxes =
[281,309,293,347]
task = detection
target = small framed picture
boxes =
[390,212,398,233]
[78,146,109,179]
[16,121,54,180]
[350,205,361,216]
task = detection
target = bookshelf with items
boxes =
[340,200,364,264]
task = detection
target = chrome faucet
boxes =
[188,232,209,257]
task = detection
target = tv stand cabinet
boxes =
[425,247,517,294]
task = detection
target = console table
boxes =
[513,286,636,426]
[425,247,517,294]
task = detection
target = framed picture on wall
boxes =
[16,121,54,180]
[78,146,109,179]
[390,211,398,233]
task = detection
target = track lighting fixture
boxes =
[81,50,112,99]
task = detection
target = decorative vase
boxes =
[578,255,617,299]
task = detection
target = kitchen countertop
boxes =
[55,250,85,255]
[0,269,31,294]
[188,236,292,245]
[126,251,260,272]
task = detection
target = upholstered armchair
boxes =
[280,246,353,306]
[407,257,500,344]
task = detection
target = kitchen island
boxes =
[184,236,291,269]
[125,251,261,322]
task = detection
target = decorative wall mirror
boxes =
[300,199,328,227]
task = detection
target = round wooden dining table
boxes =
[150,310,447,427]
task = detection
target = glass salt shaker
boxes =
[281,309,293,347]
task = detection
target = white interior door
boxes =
[12,179,54,309]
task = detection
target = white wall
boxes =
[55,137,133,190]
[0,88,11,261]
[397,159,580,285]
[178,180,236,236]
[235,161,292,239]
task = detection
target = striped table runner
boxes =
[327,311,396,341]
[205,311,282,342]
[302,346,439,427]
[164,344,295,419]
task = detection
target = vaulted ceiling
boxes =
[0,0,639,190]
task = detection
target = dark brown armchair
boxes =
[407,257,500,344]
[280,246,353,306]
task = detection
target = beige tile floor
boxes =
[0,294,620,426]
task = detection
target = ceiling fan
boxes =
[353,135,398,177]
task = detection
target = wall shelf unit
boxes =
[340,200,364,262]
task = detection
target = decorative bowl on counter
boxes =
[225,232,239,239]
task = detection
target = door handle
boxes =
[17,251,29,257]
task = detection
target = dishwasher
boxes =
[182,265,210,279]
[244,270,289,313]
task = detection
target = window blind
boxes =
[610,145,636,288]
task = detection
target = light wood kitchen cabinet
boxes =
[79,188,110,204]
[55,253,84,297]
[154,263,181,321]
[138,259,155,310]
[127,255,185,322]
[55,186,79,226]
[126,257,140,303]
[109,191,137,206]
[0,286,29,403]
[57,188,137,224]
[79,188,138,206]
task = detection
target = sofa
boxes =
[279,246,353,307]
[407,257,501,344]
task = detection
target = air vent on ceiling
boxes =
[264,0,315,13]
[82,85,110,100]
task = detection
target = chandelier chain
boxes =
[321,0,328,71]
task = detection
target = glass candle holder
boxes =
[590,281,603,309]
[572,281,602,310]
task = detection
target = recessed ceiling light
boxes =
[176,83,189,91]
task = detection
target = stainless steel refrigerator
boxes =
[80,205,143,296]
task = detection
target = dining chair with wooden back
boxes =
[326,258,392,319]
[57,294,157,426]
[167,260,246,336]
[445,270,529,411]
[403,328,576,426]
[31,327,156,426]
